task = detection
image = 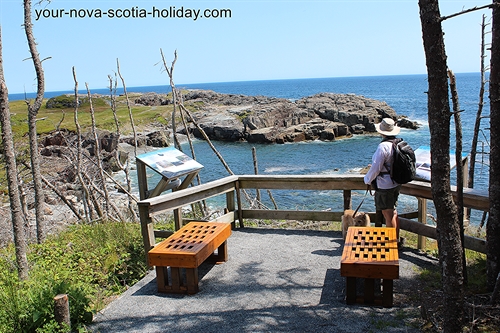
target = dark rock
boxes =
[397,117,419,130]
[42,131,69,147]
[101,133,119,152]
[134,93,170,106]
[146,131,170,147]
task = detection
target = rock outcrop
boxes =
[179,90,419,143]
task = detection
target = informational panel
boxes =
[136,146,203,180]
[414,146,468,182]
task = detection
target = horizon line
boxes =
[8,71,485,99]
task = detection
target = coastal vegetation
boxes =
[0,221,152,332]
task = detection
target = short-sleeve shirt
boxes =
[363,139,399,190]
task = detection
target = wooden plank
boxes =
[401,180,488,212]
[238,174,367,191]
[143,175,238,206]
[399,217,487,254]
[242,209,341,222]
[138,176,238,213]
[153,230,174,239]
[210,211,235,224]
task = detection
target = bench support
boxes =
[345,277,394,307]
[149,222,231,294]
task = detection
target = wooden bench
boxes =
[148,222,232,294]
[340,227,399,307]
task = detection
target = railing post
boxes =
[417,198,427,250]
[226,190,236,228]
[173,208,182,230]
[375,210,384,227]
[236,180,243,228]
[139,204,156,267]
[343,190,352,210]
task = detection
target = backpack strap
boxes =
[382,137,402,184]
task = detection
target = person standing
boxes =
[364,118,401,241]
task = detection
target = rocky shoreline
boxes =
[166,90,419,144]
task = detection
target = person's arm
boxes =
[363,145,385,185]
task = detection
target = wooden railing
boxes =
[138,174,489,265]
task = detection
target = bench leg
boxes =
[208,240,228,263]
[218,241,228,262]
[382,279,394,307]
[346,277,356,305]
[364,278,375,304]
[156,266,168,293]
[170,267,181,292]
[186,268,199,294]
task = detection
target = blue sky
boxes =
[0,0,493,94]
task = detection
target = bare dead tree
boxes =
[108,74,120,136]
[419,1,465,331]
[252,146,278,209]
[23,0,46,243]
[448,69,468,285]
[108,74,138,220]
[160,49,182,150]
[116,59,138,157]
[86,83,110,220]
[488,0,500,293]
[72,67,91,222]
[40,174,82,220]
[0,27,29,280]
[469,15,491,193]
[252,147,262,206]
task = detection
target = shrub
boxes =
[0,221,147,332]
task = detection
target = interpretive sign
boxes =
[136,147,203,180]
[414,146,468,181]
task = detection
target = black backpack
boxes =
[386,138,416,184]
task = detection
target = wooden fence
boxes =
[138,174,489,265]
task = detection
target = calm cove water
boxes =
[12,73,490,222]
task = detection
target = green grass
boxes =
[0,220,175,333]
[7,94,175,137]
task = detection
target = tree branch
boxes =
[440,4,494,22]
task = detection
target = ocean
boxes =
[10,73,491,221]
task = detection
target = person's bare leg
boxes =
[382,209,399,239]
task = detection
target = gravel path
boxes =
[90,228,438,333]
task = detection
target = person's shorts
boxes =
[375,185,401,210]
